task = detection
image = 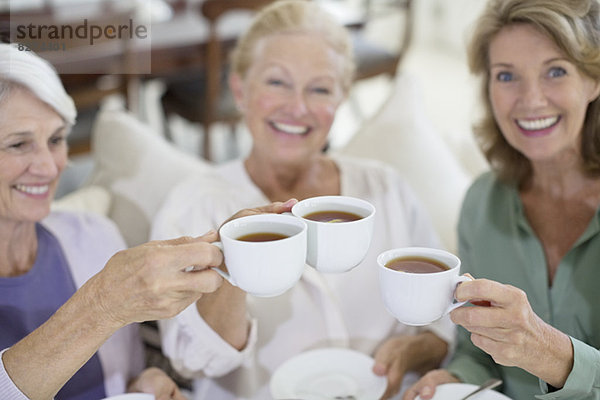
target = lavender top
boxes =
[0,224,106,399]
[0,211,144,399]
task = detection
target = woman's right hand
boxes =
[84,230,225,329]
[401,369,460,400]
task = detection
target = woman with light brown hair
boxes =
[405,0,600,399]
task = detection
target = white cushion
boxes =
[51,185,112,216]
[413,0,487,56]
[339,72,474,252]
[87,108,212,246]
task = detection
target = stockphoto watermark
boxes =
[16,18,148,46]
[8,12,152,74]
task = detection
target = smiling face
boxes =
[0,87,68,224]
[488,24,600,167]
[230,32,346,164]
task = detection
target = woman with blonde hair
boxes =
[153,1,454,399]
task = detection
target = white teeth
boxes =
[15,184,49,195]
[272,121,308,135]
[517,116,559,131]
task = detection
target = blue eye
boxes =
[496,71,513,82]
[548,66,566,78]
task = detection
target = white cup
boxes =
[101,394,155,400]
[291,195,375,273]
[213,214,307,297]
[377,247,470,326]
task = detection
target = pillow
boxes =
[338,72,474,252]
[51,185,112,216]
[413,0,487,56]
[86,108,212,246]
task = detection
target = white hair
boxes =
[0,43,76,125]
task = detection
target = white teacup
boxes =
[213,214,307,297]
[377,247,470,326]
[292,195,375,273]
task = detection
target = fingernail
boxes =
[372,363,386,375]
[283,198,298,207]
[421,386,433,397]
[203,229,217,236]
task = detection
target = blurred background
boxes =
[1,0,489,232]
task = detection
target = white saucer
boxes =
[270,347,387,400]
[416,383,512,400]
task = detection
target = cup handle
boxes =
[184,242,237,287]
[208,241,238,286]
[444,274,473,315]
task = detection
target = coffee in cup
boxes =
[302,210,363,223]
[377,247,470,326]
[213,214,307,297]
[385,256,450,274]
[291,195,375,273]
[237,232,289,242]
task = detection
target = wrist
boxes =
[531,319,573,388]
[197,282,249,349]
[77,275,128,332]
[545,329,573,388]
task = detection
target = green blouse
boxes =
[447,172,600,399]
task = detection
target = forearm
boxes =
[2,286,122,400]
[196,282,249,350]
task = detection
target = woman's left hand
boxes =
[372,336,412,399]
[372,332,448,399]
[451,278,573,387]
[127,367,187,400]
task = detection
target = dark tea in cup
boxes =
[237,232,289,242]
[377,247,467,325]
[302,210,362,223]
[385,256,450,274]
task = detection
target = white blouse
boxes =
[152,155,456,400]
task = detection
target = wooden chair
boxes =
[161,0,276,161]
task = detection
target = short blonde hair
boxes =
[468,0,600,183]
[230,0,355,93]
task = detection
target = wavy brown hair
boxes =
[468,0,600,183]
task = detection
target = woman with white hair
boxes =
[0,43,288,400]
